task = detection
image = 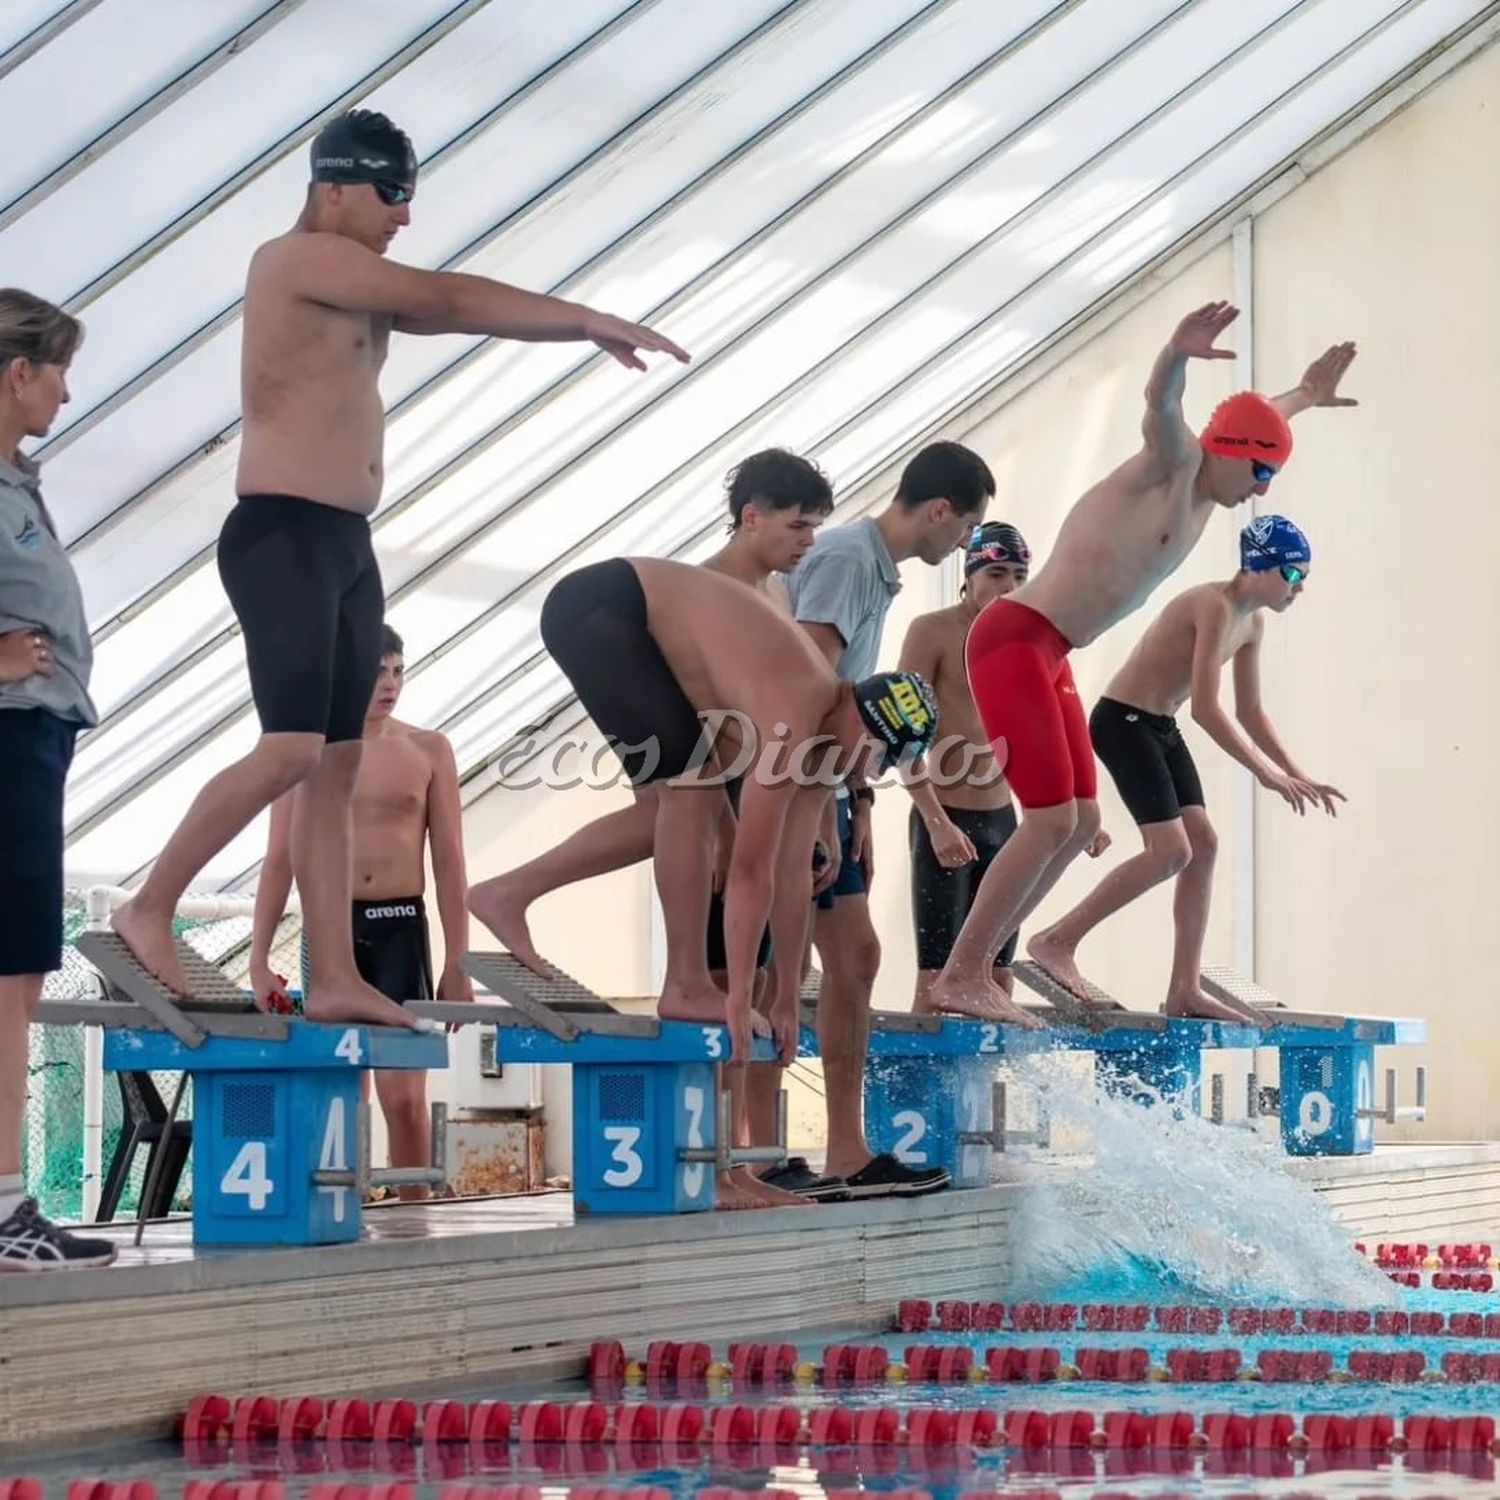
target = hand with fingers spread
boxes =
[1296,342,1359,409]
[1300,779,1347,817]
[1170,301,1240,361]
[581,309,691,372]
[1260,768,1309,815]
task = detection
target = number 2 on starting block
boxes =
[891,1108,929,1164]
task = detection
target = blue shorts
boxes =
[0,708,78,975]
[815,794,869,910]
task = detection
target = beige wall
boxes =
[461,41,1498,1143]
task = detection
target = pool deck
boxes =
[5,1141,1500,1455]
[0,1183,1015,1454]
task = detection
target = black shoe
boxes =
[842,1153,951,1200]
[758,1157,850,1203]
[0,1199,117,1271]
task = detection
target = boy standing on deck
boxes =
[250,624,473,1196]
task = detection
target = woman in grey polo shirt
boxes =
[0,288,114,1270]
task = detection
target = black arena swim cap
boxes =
[309,109,418,190]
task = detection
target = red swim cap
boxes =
[1200,392,1294,467]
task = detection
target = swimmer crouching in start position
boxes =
[113,110,688,1028]
[527,555,938,1063]
[925,306,1357,1024]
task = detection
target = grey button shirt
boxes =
[0,450,96,725]
[785,516,902,683]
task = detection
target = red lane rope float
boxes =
[278,1397,325,1442]
[806,1407,854,1446]
[569,1490,672,1500]
[1164,1348,1242,1382]
[611,1402,659,1445]
[1075,1348,1151,1384]
[1347,1351,1427,1383]
[699,1490,799,1500]
[468,1401,511,1444]
[325,1400,374,1442]
[986,1347,1061,1383]
[371,1401,418,1444]
[66,1488,156,1500]
[230,1397,281,1445]
[180,1394,231,1443]
[438,1488,542,1500]
[657,1403,705,1445]
[756,1405,802,1445]
[1255,1350,1335,1384]
[0,1484,42,1500]
[183,1485,285,1500]
[903,1345,973,1383]
[516,1403,563,1443]
[588,1342,625,1384]
[1441,1352,1500,1383]
[308,1488,414,1500]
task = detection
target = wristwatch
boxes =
[852,786,875,807]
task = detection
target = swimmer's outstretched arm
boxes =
[1189,600,1309,815]
[1270,342,1360,420]
[273,232,690,370]
[1231,629,1346,817]
[1140,302,1239,474]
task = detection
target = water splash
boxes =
[994,1046,1399,1309]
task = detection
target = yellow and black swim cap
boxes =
[853,671,939,771]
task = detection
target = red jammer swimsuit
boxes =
[965,598,1098,809]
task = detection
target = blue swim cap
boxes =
[1240,514,1311,573]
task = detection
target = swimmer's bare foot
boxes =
[466,875,549,975]
[658,979,729,1025]
[111,898,194,998]
[737,1167,816,1209]
[305,977,427,1031]
[715,1172,773,1211]
[1163,986,1265,1027]
[1025,929,1093,1000]
[925,973,1046,1030]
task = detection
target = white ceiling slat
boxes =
[73,0,995,719]
[20,0,1486,883]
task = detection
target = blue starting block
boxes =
[1200,966,1429,1157]
[58,928,450,1247]
[460,952,785,1216]
[850,1008,1252,1189]
[494,1018,779,1214]
[103,1020,446,1245]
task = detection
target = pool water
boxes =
[14,1271,1500,1498]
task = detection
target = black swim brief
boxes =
[218,493,385,743]
[539,558,709,786]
